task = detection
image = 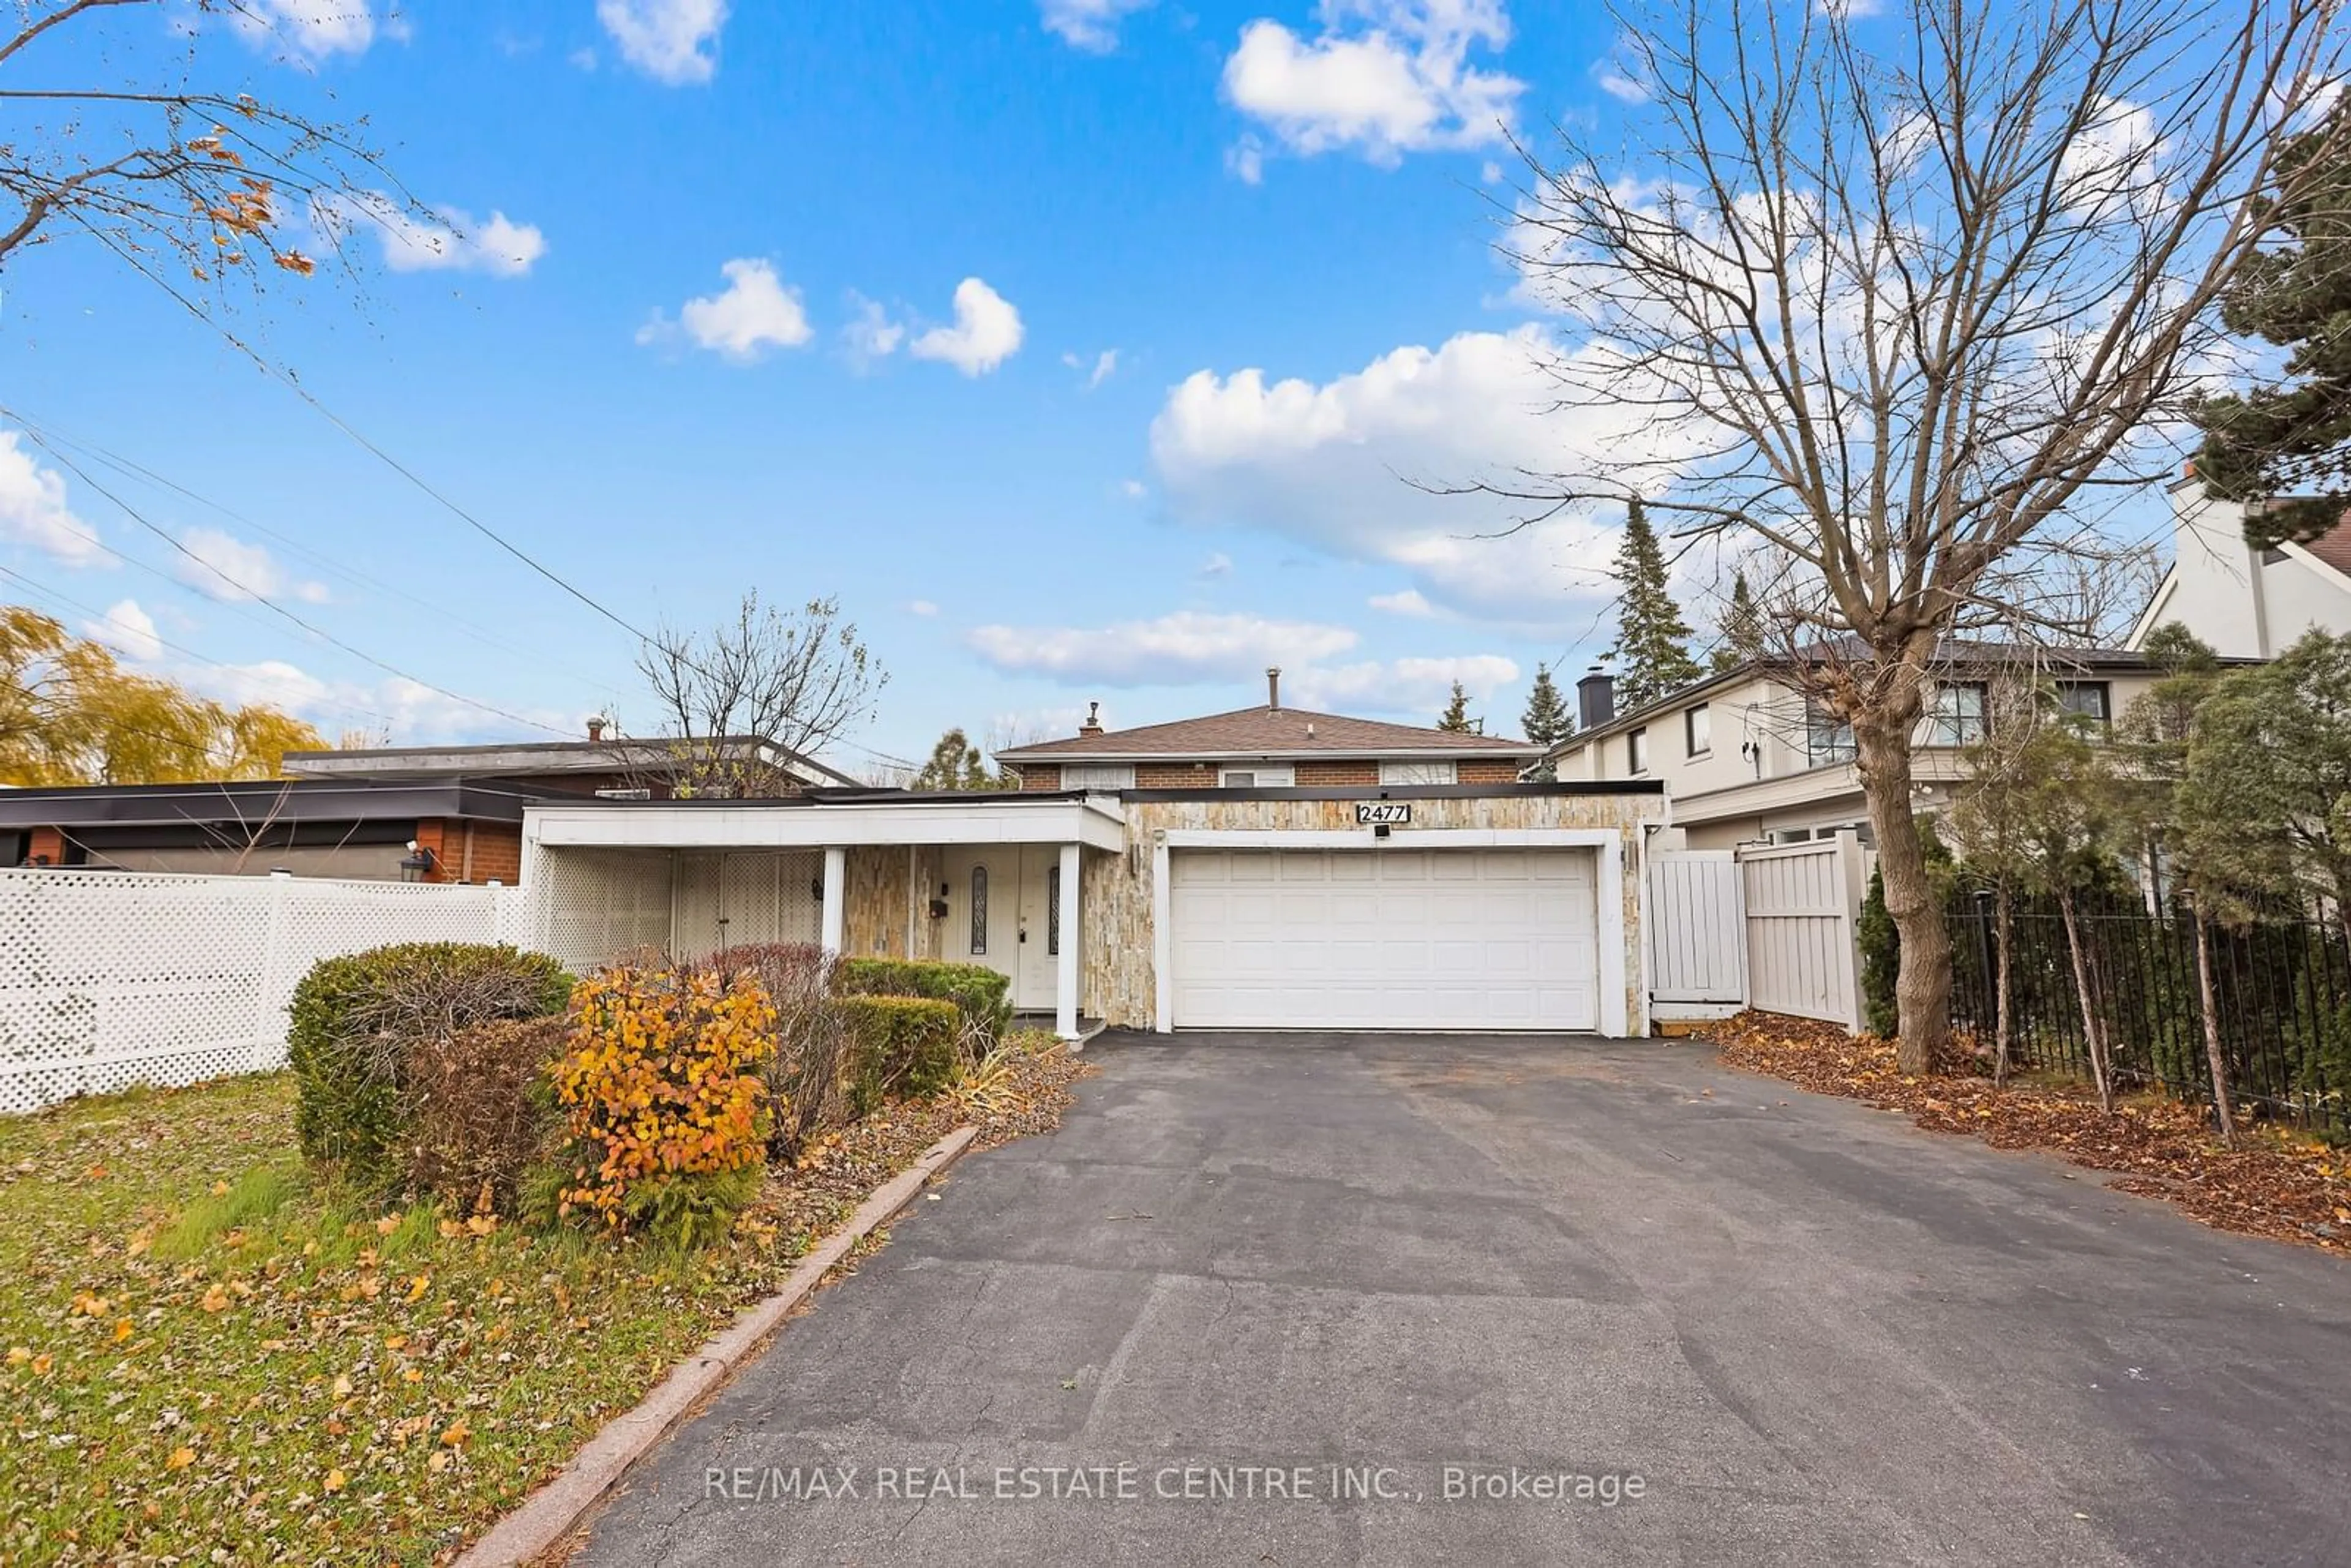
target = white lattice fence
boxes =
[0,868,516,1114]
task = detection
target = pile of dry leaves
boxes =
[1708,1011,2351,1253]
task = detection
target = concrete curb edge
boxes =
[452,1124,983,1568]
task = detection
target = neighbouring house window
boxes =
[1927,681,1990,746]
[1628,728,1649,775]
[969,865,988,955]
[1220,764,1295,787]
[2057,680,2111,727]
[1806,702,1857,767]
[1062,763,1136,790]
[1686,703,1711,756]
[1046,863,1060,956]
[1379,760,1457,786]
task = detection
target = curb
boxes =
[453,1125,982,1568]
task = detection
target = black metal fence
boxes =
[1946,888,2351,1131]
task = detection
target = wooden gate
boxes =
[1647,849,1747,1019]
[1736,833,1869,1028]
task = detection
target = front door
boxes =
[942,846,1054,1013]
[1014,844,1060,1010]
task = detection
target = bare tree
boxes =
[1497,0,2343,1069]
[0,2,426,298]
[632,593,884,798]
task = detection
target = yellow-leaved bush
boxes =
[538,964,780,1244]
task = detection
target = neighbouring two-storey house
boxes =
[1545,471,2351,851]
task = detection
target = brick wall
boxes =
[1016,765,1061,792]
[26,826,65,866]
[413,819,525,884]
[1460,759,1525,784]
[1295,760,1377,786]
[1137,762,1218,789]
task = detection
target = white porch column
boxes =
[820,846,847,955]
[1055,841,1081,1040]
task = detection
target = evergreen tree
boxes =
[2191,97,2351,547]
[1436,681,1475,732]
[1521,666,1572,746]
[909,727,1007,791]
[1610,499,1703,709]
[1709,571,1763,672]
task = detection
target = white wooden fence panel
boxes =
[1737,835,1869,1027]
[0,868,519,1114]
[1647,850,1746,1007]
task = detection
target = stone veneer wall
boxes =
[842,844,951,961]
[1079,792,1662,1032]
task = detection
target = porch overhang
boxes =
[522,792,1128,853]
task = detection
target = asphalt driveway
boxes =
[576,1032,2351,1567]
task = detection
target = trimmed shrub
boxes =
[837,995,961,1116]
[288,942,571,1188]
[403,1015,571,1212]
[837,958,1013,1057]
[539,963,776,1244]
[700,943,851,1155]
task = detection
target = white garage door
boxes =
[1168,848,1601,1031]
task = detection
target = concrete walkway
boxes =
[575,1032,2351,1566]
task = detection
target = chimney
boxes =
[1267,667,1282,711]
[1078,701,1104,737]
[1576,667,1616,730]
[585,716,607,743]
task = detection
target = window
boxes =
[1219,764,1295,787]
[1379,760,1458,786]
[1806,702,1856,767]
[2057,681,2111,727]
[1046,863,1060,956]
[969,865,988,955]
[1926,681,1989,746]
[1685,703,1711,756]
[1062,762,1136,790]
[1627,728,1649,775]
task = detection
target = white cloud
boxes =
[1591,62,1646,103]
[1149,324,1683,621]
[1063,348,1119,388]
[1040,0,1153,50]
[1199,552,1234,579]
[596,0,727,84]
[170,527,330,606]
[2058,96,2165,220]
[967,611,1359,686]
[907,599,940,617]
[315,192,546,277]
[0,430,107,567]
[910,278,1025,376]
[640,259,813,361]
[1285,654,1518,717]
[843,293,907,366]
[231,0,377,60]
[1368,588,1435,617]
[1221,0,1524,173]
[1120,478,1149,500]
[84,599,162,663]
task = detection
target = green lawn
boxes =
[0,1072,920,1564]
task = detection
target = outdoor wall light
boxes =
[397,841,437,881]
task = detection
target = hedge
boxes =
[836,958,1013,1052]
[836,994,962,1116]
[287,942,572,1190]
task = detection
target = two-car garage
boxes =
[1165,846,1602,1032]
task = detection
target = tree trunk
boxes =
[2057,888,2112,1112]
[2191,911,2241,1147]
[1853,703,1951,1073]
[1993,887,2014,1089]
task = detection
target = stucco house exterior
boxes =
[2125,469,2351,658]
[519,674,1667,1040]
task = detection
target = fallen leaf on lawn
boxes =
[375,1215,400,1236]
[330,1373,353,1400]
[7,1346,29,1366]
[199,1286,229,1313]
[323,1468,347,1494]
[428,1450,451,1472]
[113,1319,133,1343]
[440,1418,470,1447]
[30,1352,53,1375]
[165,1447,195,1471]
[210,1180,230,1196]
[383,1334,407,1351]
[405,1273,430,1302]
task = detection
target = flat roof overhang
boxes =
[524,791,1129,853]
[0,779,541,830]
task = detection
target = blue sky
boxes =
[2,0,1668,774]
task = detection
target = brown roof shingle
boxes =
[993,704,1541,760]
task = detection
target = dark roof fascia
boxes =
[1119,781,1664,803]
[553,789,1097,808]
[0,779,542,829]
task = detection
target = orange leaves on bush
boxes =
[552,966,779,1229]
